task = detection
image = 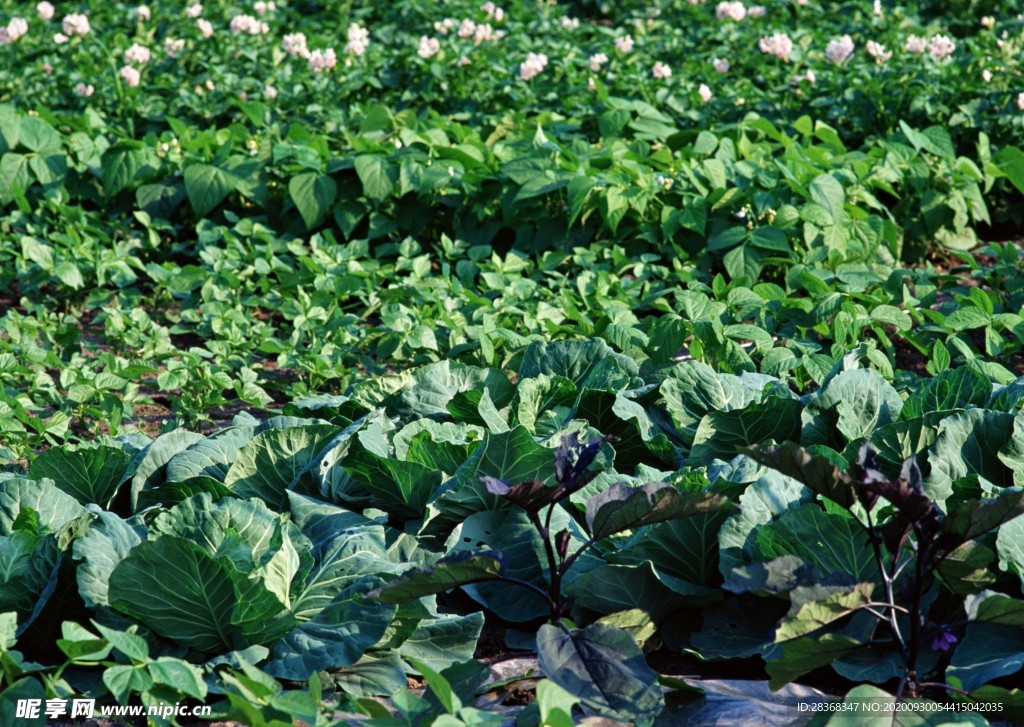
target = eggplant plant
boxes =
[369,433,730,722]
[750,441,1024,701]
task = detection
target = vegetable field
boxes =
[3,0,1024,724]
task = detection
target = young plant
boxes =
[751,441,1024,700]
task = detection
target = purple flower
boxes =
[931,625,958,652]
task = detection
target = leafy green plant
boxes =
[750,441,1024,700]
[370,433,727,722]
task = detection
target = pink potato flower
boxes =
[345,23,369,56]
[283,32,309,57]
[62,13,90,36]
[119,65,141,87]
[759,32,793,61]
[865,40,891,64]
[716,1,746,21]
[519,52,548,80]
[418,36,441,59]
[124,42,151,65]
[825,34,854,64]
[308,48,337,72]
[928,34,955,60]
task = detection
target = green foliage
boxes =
[3,0,1024,723]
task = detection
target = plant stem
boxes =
[906,540,925,696]
[528,506,563,624]
[861,602,910,614]
[560,536,597,576]
[865,507,910,673]
[917,682,974,699]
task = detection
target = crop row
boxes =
[4,338,1024,722]
[2,98,1024,454]
[0,0,1021,150]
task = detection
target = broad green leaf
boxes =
[166,427,256,484]
[368,551,505,604]
[0,679,45,727]
[408,656,463,714]
[0,531,59,626]
[289,172,337,229]
[266,578,397,680]
[718,466,813,575]
[747,442,855,509]
[766,633,860,690]
[939,490,1024,546]
[91,623,150,665]
[934,538,997,596]
[660,361,762,446]
[996,146,1024,196]
[103,664,154,704]
[997,515,1024,587]
[901,367,992,420]
[108,535,295,653]
[394,421,484,473]
[871,415,942,470]
[0,478,87,535]
[809,173,845,222]
[756,505,878,582]
[536,679,581,727]
[334,654,407,698]
[398,612,484,672]
[284,498,391,621]
[28,445,133,507]
[152,494,303,574]
[454,508,573,622]
[425,426,556,535]
[723,244,762,282]
[184,163,236,218]
[613,507,729,587]
[774,583,874,642]
[926,409,1017,505]
[101,145,143,197]
[689,398,803,466]
[966,590,1024,625]
[584,481,729,539]
[286,491,377,543]
[56,621,111,662]
[148,657,207,699]
[0,153,30,204]
[135,475,238,510]
[341,434,442,519]
[566,562,715,623]
[802,369,903,449]
[73,510,145,607]
[519,339,642,392]
[19,116,61,154]
[396,360,514,419]
[354,155,395,201]
[536,623,663,722]
[594,609,658,650]
[224,425,342,508]
[690,595,782,659]
[129,429,205,512]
